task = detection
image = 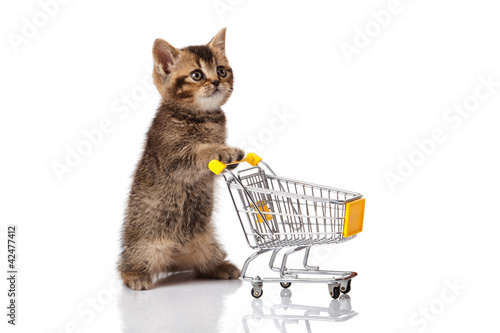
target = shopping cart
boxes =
[209,153,365,299]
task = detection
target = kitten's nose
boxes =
[212,80,220,87]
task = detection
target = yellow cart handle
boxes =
[209,152,262,175]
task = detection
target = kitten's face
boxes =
[152,29,233,112]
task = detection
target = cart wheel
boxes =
[341,280,351,294]
[280,282,292,289]
[251,288,263,298]
[330,286,340,299]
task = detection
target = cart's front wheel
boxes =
[280,282,291,289]
[341,280,351,294]
[329,285,341,299]
[251,288,263,298]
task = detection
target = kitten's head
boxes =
[152,28,233,112]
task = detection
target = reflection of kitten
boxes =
[118,28,243,290]
[119,273,241,332]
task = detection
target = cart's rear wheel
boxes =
[251,288,263,298]
[330,286,340,299]
[341,280,351,294]
[280,282,291,289]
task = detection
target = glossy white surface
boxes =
[118,272,357,333]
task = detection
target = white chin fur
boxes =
[196,93,225,111]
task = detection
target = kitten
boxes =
[118,28,244,290]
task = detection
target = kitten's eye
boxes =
[217,66,227,78]
[190,70,204,81]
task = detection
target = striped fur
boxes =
[118,28,243,290]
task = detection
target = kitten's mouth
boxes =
[208,87,221,97]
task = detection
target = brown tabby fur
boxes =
[118,28,244,290]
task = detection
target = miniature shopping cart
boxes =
[209,153,365,299]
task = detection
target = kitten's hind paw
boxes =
[198,260,241,280]
[121,272,153,290]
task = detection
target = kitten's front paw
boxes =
[215,147,245,165]
[198,260,241,280]
[121,272,153,290]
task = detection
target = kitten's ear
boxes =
[207,28,227,54]
[152,38,179,77]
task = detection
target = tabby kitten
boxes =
[118,28,244,290]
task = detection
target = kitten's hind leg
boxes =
[196,259,241,280]
[181,232,241,280]
[119,240,175,290]
[119,249,153,290]
[120,271,153,291]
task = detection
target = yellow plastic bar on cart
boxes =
[250,201,273,223]
[343,198,365,237]
[208,152,262,175]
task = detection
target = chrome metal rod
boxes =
[280,246,307,277]
[268,248,282,272]
[303,247,319,271]
[241,249,273,279]
[285,270,357,280]
[240,275,356,283]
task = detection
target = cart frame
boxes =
[210,153,365,298]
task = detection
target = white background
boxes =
[1,0,499,332]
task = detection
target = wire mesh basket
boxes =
[226,163,364,249]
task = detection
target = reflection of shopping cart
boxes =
[209,153,365,299]
[242,289,357,332]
